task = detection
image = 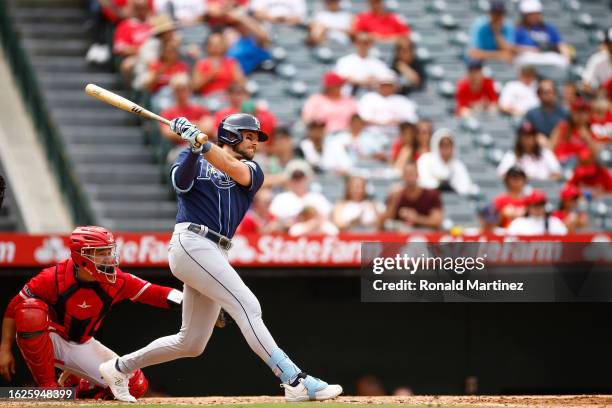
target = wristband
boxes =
[201,141,212,154]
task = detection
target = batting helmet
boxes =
[217,113,269,146]
[69,226,119,284]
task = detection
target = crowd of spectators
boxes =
[90,0,612,236]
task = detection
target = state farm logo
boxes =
[228,235,362,264]
[227,235,256,263]
[34,237,70,264]
[115,235,170,264]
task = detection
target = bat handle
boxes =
[196,133,209,145]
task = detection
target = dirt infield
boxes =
[5,395,612,408]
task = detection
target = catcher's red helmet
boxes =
[69,226,119,283]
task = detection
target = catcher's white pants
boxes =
[119,223,279,373]
[50,332,118,386]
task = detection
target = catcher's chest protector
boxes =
[53,260,119,342]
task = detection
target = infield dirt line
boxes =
[4,395,612,408]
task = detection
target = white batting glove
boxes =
[170,117,190,134]
[170,117,203,154]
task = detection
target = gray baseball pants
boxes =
[117,223,279,373]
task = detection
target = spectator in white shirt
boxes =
[297,121,329,173]
[322,114,386,174]
[333,175,382,232]
[582,27,612,93]
[334,32,388,90]
[251,0,307,25]
[307,0,353,46]
[497,121,561,181]
[507,189,568,235]
[358,70,418,140]
[269,160,333,228]
[416,128,475,195]
[153,0,205,25]
[499,65,539,117]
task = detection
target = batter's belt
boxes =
[186,223,233,251]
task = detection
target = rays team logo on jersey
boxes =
[198,162,236,189]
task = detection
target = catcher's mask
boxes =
[70,226,120,283]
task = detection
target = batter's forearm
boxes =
[203,144,251,186]
[0,318,16,351]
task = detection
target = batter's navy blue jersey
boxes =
[171,148,264,238]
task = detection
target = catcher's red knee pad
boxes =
[129,369,149,398]
[14,298,56,387]
[15,298,49,333]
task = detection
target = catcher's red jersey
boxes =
[5,259,173,343]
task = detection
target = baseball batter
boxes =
[99,114,343,402]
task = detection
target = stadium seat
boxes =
[277,63,298,79]
[437,81,456,99]
[438,14,459,30]
[313,46,335,64]
[286,80,308,98]
[574,13,596,30]
[271,46,288,62]
[426,0,447,13]
[425,65,446,82]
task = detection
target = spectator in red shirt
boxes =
[551,184,589,233]
[493,165,528,228]
[207,83,277,140]
[550,98,599,167]
[352,0,410,43]
[567,148,612,196]
[379,162,443,231]
[455,59,498,117]
[160,74,210,162]
[590,96,612,144]
[192,32,245,96]
[236,188,281,234]
[143,38,188,94]
[113,0,152,81]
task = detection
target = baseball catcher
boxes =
[0,226,183,399]
[98,114,343,402]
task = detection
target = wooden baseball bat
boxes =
[84,83,207,144]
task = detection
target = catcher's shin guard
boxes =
[128,369,149,398]
[14,298,57,387]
